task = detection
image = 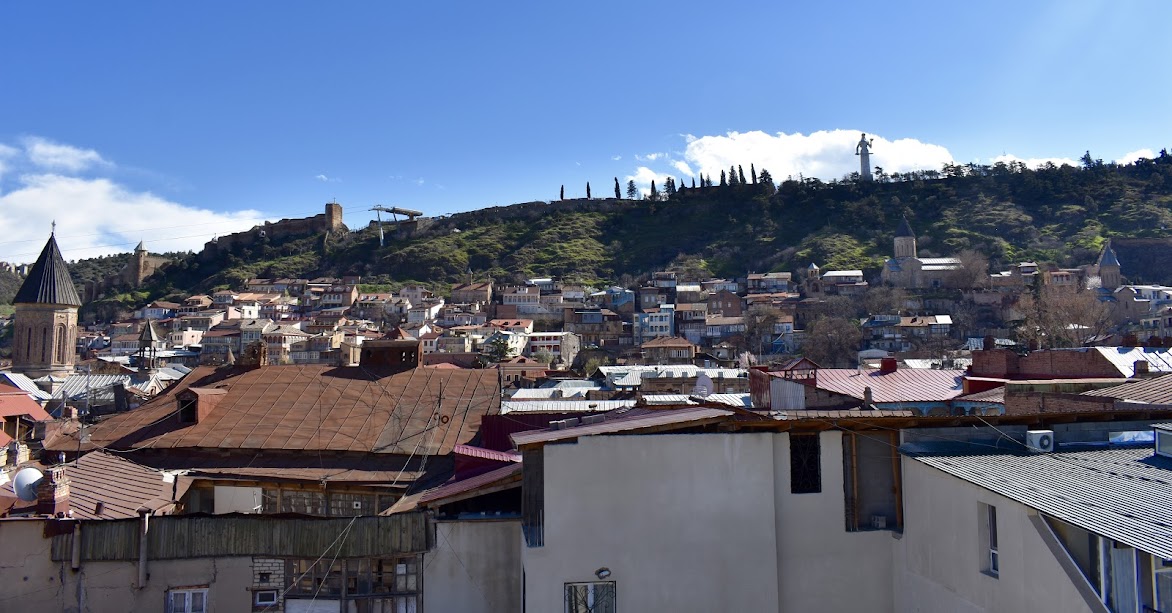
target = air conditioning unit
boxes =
[1026,430,1055,453]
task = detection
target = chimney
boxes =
[1123,333,1139,347]
[879,358,898,374]
[862,386,874,408]
[360,339,423,371]
[1134,361,1150,377]
[7,441,29,467]
[36,466,70,516]
[982,335,996,351]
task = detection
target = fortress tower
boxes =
[12,232,81,378]
[326,202,344,232]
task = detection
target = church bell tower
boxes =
[12,232,82,378]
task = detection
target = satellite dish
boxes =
[693,373,714,398]
[13,467,44,502]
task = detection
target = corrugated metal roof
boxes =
[910,446,1172,559]
[453,444,521,463]
[955,387,1006,404]
[13,234,82,306]
[1082,374,1172,404]
[640,394,698,405]
[418,463,522,506]
[1092,347,1172,376]
[511,406,734,447]
[702,393,753,408]
[0,372,52,400]
[770,409,915,420]
[798,368,964,404]
[501,400,636,413]
[52,364,500,455]
[37,374,134,401]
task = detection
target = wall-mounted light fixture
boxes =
[595,567,611,580]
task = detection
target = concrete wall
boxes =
[523,433,781,612]
[0,519,254,613]
[774,431,895,613]
[894,458,1096,613]
[425,519,521,613]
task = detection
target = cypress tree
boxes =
[720,170,727,186]
[586,182,591,199]
[614,177,621,199]
[560,185,564,200]
[751,164,757,184]
[691,177,697,189]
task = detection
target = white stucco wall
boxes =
[894,458,1096,613]
[774,431,895,613]
[0,519,254,613]
[425,519,521,613]
[523,432,781,612]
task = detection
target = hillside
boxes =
[73,151,1172,315]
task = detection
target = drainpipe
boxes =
[71,521,81,571]
[137,509,150,589]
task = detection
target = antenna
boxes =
[13,467,44,502]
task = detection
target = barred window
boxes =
[565,582,616,613]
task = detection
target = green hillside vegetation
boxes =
[74,150,1172,317]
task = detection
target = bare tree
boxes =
[1017,285,1112,348]
[946,249,990,289]
[744,305,781,356]
[799,316,863,367]
[863,286,908,315]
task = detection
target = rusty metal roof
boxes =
[418,463,522,507]
[0,452,182,520]
[58,364,500,455]
[780,368,964,404]
[0,385,52,420]
[511,406,734,447]
[453,444,521,463]
[1082,374,1172,405]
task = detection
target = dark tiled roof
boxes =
[909,446,1172,558]
[894,216,915,238]
[1098,240,1121,267]
[13,234,82,306]
[65,451,182,519]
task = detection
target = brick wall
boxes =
[1004,391,1115,416]
[972,348,1122,379]
[251,557,285,611]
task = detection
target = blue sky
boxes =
[1,1,1169,261]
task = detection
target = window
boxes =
[565,582,616,613]
[980,503,999,577]
[1157,430,1172,458]
[789,434,821,494]
[167,588,208,613]
[253,589,277,607]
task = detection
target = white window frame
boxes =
[253,589,278,607]
[979,503,999,577]
[167,587,209,613]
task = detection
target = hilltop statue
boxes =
[856,133,874,181]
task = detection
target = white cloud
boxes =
[624,166,677,196]
[635,152,665,162]
[0,144,18,181]
[671,160,693,177]
[611,155,622,161]
[314,174,340,183]
[681,130,953,182]
[0,174,265,262]
[415,177,425,186]
[23,137,109,172]
[990,153,1080,169]
[1118,148,1155,165]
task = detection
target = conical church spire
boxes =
[13,234,82,306]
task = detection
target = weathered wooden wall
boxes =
[50,512,429,561]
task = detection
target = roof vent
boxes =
[879,358,898,374]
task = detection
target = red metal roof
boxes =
[0,385,51,421]
[49,364,500,455]
[453,444,521,463]
[777,368,964,404]
[418,463,522,506]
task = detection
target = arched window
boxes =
[25,328,32,360]
[56,324,67,363]
[41,327,49,363]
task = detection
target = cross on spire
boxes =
[51,220,56,235]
